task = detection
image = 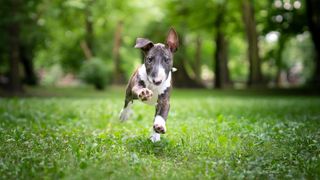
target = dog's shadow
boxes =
[125,136,176,157]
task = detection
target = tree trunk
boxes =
[20,45,37,85]
[214,30,230,89]
[194,35,202,82]
[8,0,22,93]
[113,20,126,84]
[84,1,94,57]
[214,3,231,89]
[242,0,263,87]
[275,35,286,87]
[306,0,320,88]
[80,41,93,60]
[221,39,230,86]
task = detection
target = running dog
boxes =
[119,28,179,142]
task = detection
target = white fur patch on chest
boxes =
[138,64,171,105]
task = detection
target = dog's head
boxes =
[134,28,179,86]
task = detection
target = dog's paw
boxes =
[153,115,166,134]
[119,108,132,121]
[150,132,160,142]
[153,124,166,134]
[138,88,153,101]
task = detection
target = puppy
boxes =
[119,28,179,142]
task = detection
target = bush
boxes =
[79,58,112,90]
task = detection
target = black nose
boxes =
[153,79,162,85]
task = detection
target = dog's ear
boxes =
[134,38,154,52]
[166,28,179,53]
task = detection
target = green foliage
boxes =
[79,58,112,90]
[0,88,320,179]
[40,65,64,86]
[228,36,249,82]
[282,32,315,82]
[260,0,307,36]
[0,0,45,74]
[0,0,317,87]
[33,0,166,81]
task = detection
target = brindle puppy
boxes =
[119,28,179,142]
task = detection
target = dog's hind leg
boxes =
[119,98,133,121]
[150,130,160,142]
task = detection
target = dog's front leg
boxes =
[120,77,152,121]
[132,83,153,102]
[150,89,170,142]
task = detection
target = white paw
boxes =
[119,107,132,121]
[150,132,160,142]
[153,115,166,134]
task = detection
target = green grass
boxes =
[0,87,320,179]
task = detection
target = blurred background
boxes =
[0,0,319,94]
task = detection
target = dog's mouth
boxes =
[153,81,162,86]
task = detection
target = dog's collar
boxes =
[171,67,177,72]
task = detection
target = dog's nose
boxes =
[153,79,162,85]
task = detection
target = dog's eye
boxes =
[146,57,153,64]
[164,57,170,64]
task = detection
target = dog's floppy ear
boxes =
[134,38,154,52]
[166,28,179,53]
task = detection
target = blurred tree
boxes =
[262,0,307,86]
[0,0,44,92]
[166,0,235,88]
[163,1,198,87]
[306,0,320,87]
[7,0,23,93]
[34,0,168,85]
[174,29,204,87]
[194,35,202,82]
[241,0,263,86]
[84,0,95,56]
[110,0,132,84]
[214,1,231,89]
[113,20,125,84]
[2,0,315,90]
[19,1,46,86]
[37,0,83,72]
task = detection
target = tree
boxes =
[242,0,263,86]
[163,2,203,87]
[165,0,233,88]
[306,0,320,87]
[194,35,202,82]
[174,30,204,88]
[214,2,231,89]
[0,0,24,93]
[0,0,44,92]
[84,0,94,56]
[8,0,23,93]
[20,45,38,85]
[113,20,126,84]
[262,0,307,87]
[42,0,96,72]
[109,0,136,84]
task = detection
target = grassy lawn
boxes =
[0,86,320,179]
